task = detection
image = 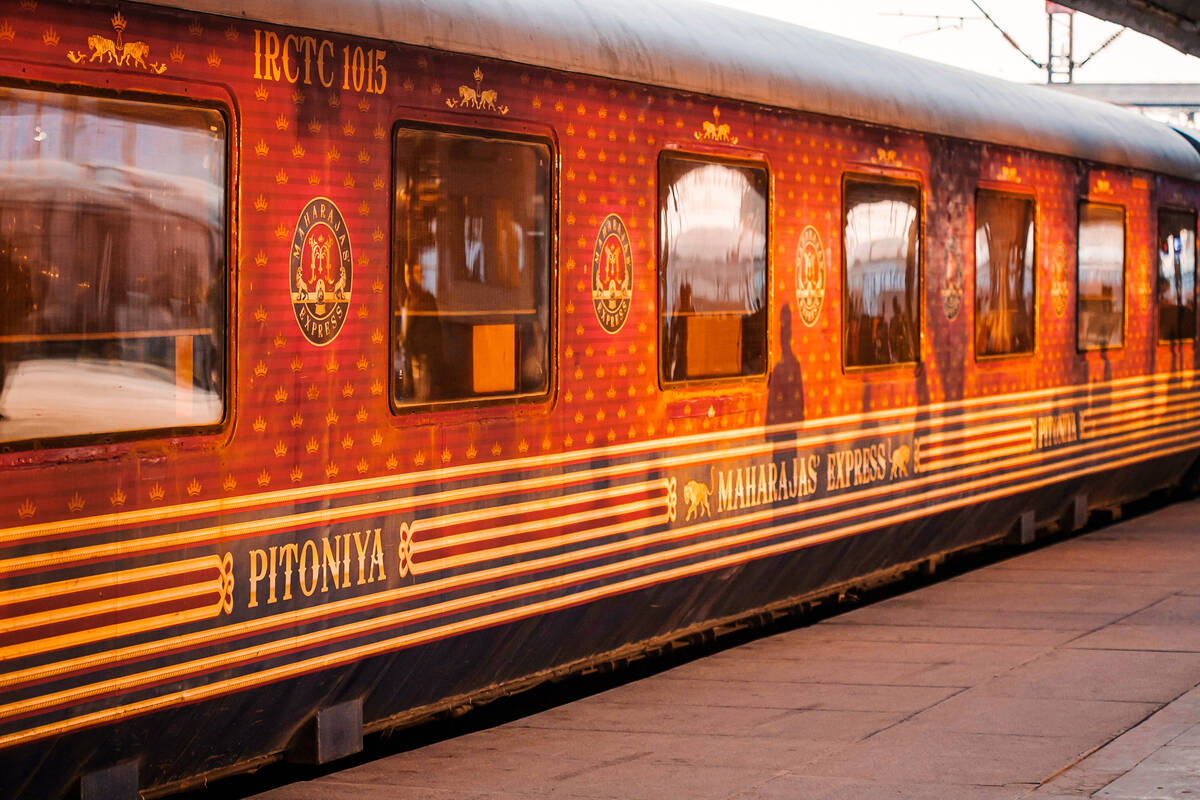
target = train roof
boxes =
[141,0,1200,181]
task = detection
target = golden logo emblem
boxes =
[1051,242,1069,318]
[795,225,825,327]
[290,197,353,346]
[591,214,633,334]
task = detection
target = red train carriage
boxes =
[0,0,1198,796]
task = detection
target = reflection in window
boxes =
[843,178,921,367]
[1157,208,1196,342]
[975,191,1035,357]
[659,153,767,383]
[0,87,226,442]
[1077,202,1125,350]
[392,126,550,406]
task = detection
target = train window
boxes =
[392,126,551,407]
[0,86,226,443]
[1077,202,1125,350]
[842,177,921,368]
[658,152,767,383]
[1156,208,1196,342]
[975,190,1035,357]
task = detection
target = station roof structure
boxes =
[1060,1,1200,58]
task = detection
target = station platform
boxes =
[250,498,1200,799]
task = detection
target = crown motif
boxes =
[342,382,355,399]
[343,122,356,137]
[387,454,400,470]
[694,106,738,145]
[253,193,268,211]
[356,356,369,372]
[306,385,320,400]
[274,441,287,457]
[412,450,425,466]
[253,305,268,322]
[307,119,322,134]
[251,139,268,158]
[290,356,303,373]
[291,88,304,105]
[357,97,370,112]
[518,439,530,454]
[357,305,369,320]
[491,442,503,456]
[328,94,341,108]
[341,434,354,450]
[326,146,340,163]
[256,469,271,487]
[18,0,37,10]
[291,143,306,159]
[111,12,127,34]
[357,200,370,217]
[0,20,16,43]
[370,430,383,447]
[466,443,478,460]
[343,175,356,189]
[274,223,288,241]
[1094,178,1112,194]
[291,412,304,429]
[371,227,385,243]
[275,114,289,131]
[148,483,165,502]
[206,50,221,68]
[275,168,289,185]
[356,408,369,424]
[373,124,386,140]
[252,414,267,432]
[188,19,203,37]
[402,77,414,91]
[219,474,235,492]
[109,487,127,507]
[255,83,269,101]
[441,448,452,464]
[42,27,59,47]
[274,386,288,403]
[17,498,36,519]
[371,329,384,345]
[325,409,339,426]
[370,379,384,396]
[306,437,319,454]
[290,467,304,483]
[356,459,369,475]
[308,173,320,186]
[254,250,268,267]
[357,148,370,165]
[325,355,339,374]
[186,478,202,496]
[224,24,239,41]
[170,45,184,63]
[325,462,339,479]
[68,492,85,512]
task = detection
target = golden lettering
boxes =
[247,549,268,608]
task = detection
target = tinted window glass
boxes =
[843,178,921,367]
[0,87,226,442]
[1077,202,1124,350]
[975,190,1035,356]
[1157,208,1196,342]
[659,153,767,383]
[392,127,551,406]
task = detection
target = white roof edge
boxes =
[134,0,1200,181]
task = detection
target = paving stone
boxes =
[871,580,1170,615]
[1067,623,1200,652]
[730,775,1034,799]
[830,604,1121,632]
[808,622,1078,647]
[974,648,1200,703]
[1095,745,1200,798]
[911,693,1157,739]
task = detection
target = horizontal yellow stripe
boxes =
[0,372,1193,548]
[0,606,218,663]
[912,419,1034,446]
[0,556,216,606]
[916,429,1036,460]
[1,582,218,637]
[5,427,1198,751]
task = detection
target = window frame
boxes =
[1154,204,1198,345]
[840,171,924,373]
[655,148,771,390]
[973,186,1038,362]
[0,79,234,452]
[1075,199,1127,353]
[387,118,558,416]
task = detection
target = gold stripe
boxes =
[5,429,1200,750]
[0,556,215,606]
[0,606,218,663]
[1,407,1193,693]
[917,428,1036,460]
[2,582,217,637]
[913,418,1035,446]
[3,424,1197,729]
[0,372,1193,547]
